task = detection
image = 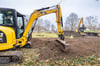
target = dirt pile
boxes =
[31,37,100,60]
[31,38,46,49]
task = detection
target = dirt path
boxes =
[30,37,100,60]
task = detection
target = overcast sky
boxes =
[0,0,100,24]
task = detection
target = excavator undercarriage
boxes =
[0,51,23,64]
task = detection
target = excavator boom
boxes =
[22,5,64,40]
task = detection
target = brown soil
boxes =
[30,37,100,60]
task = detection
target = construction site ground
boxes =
[31,37,100,60]
[11,36,100,65]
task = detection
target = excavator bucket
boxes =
[0,51,23,64]
[56,39,71,53]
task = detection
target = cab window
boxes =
[0,14,3,24]
[17,16,24,38]
[0,10,14,25]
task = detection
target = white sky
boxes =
[0,0,100,24]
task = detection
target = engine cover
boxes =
[0,26,16,50]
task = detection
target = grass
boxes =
[32,32,58,38]
[84,30,100,33]
[32,32,73,38]
[10,48,100,66]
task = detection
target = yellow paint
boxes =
[0,26,16,50]
[76,17,84,33]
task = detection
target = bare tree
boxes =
[35,18,43,32]
[44,19,51,32]
[85,16,98,30]
[96,23,100,30]
[96,0,99,1]
[51,24,56,33]
[65,13,79,31]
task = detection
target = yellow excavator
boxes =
[76,17,99,36]
[0,5,70,64]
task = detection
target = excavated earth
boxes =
[31,37,100,60]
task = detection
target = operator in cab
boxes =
[5,15,13,25]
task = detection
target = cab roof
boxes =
[0,8,24,16]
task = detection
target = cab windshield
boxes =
[0,10,14,25]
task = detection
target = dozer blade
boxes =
[0,51,23,64]
[56,39,71,53]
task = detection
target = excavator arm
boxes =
[77,17,84,30]
[76,17,86,32]
[23,5,64,40]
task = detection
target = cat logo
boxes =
[40,12,46,15]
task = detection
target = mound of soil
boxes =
[31,37,100,60]
[31,38,46,49]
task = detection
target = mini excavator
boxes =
[0,5,70,64]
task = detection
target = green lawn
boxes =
[32,32,73,38]
[32,32,58,38]
[84,30,100,33]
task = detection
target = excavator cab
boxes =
[0,8,25,39]
[0,8,24,64]
[78,25,86,32]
